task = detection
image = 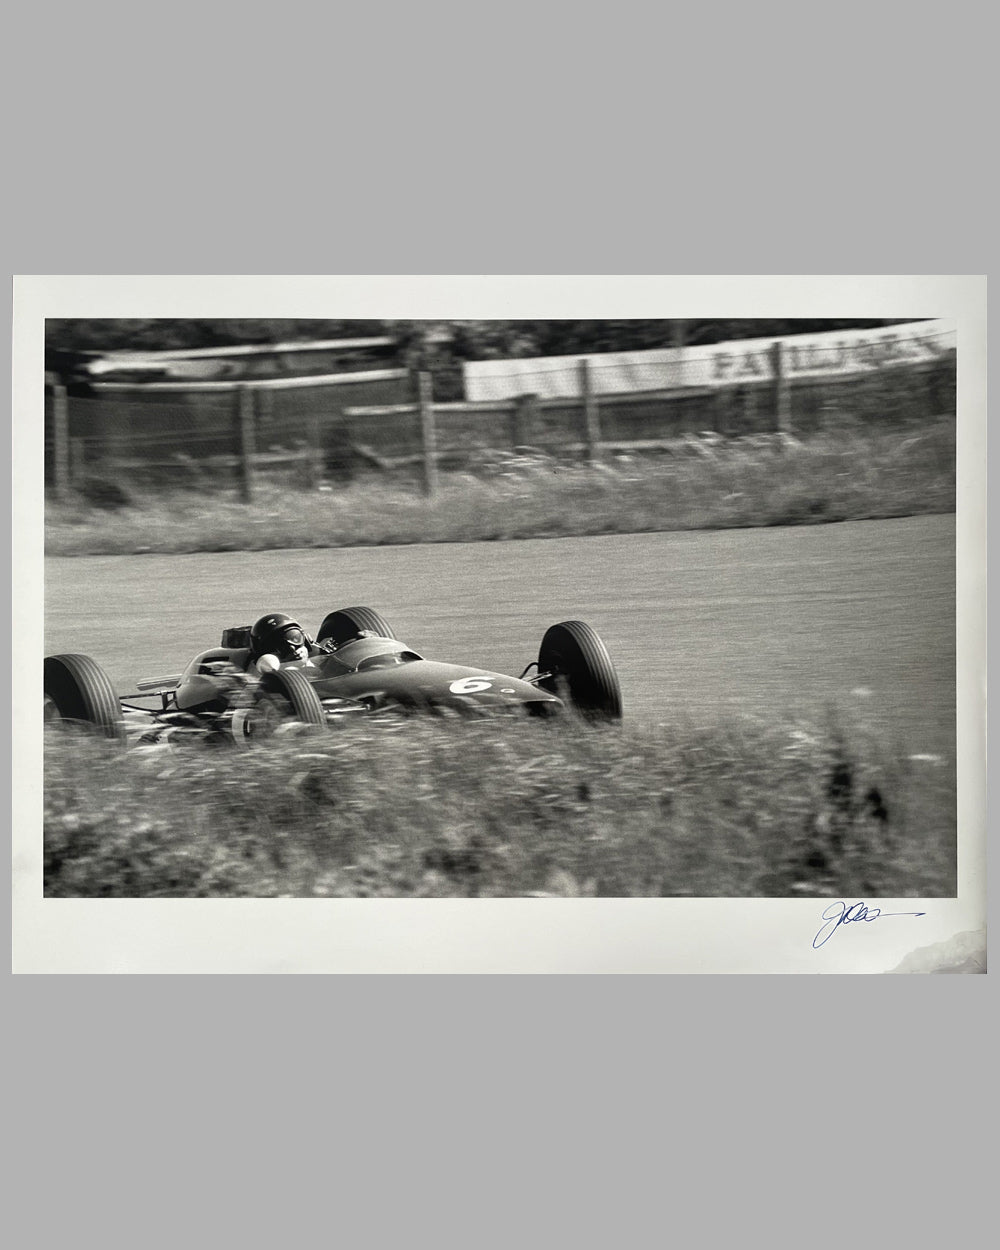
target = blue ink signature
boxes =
[812,901,926,949]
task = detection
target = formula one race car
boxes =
[43,607,623,746]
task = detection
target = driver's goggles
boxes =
[281,628,306,648]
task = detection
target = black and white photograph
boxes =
[13,275,987,973]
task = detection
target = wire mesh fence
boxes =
[45,371,413,493]
[45,331,956,496]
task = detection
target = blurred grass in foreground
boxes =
[44,714,955,898]
[45,423,955,556]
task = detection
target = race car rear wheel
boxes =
[233,667,327,743]
[316,607,396,647]
[44,653,126,741]
[537,621,623,724]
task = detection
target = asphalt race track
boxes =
[44,514,956,759]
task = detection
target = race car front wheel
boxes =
[232,667,327,743]
[537,621,623,724]
[44,653,126,741]
[316,606,396,648]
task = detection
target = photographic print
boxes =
[15,276,986,972]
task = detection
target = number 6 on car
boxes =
[449,676,494,694]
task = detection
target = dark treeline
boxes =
[45,318,914,360]
[441,319,914,358]
[45,319,390,353]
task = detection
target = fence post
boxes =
[512,393,537,448]
[51,381,71,499]
[741,384,756,432]
[417,371,439,496]
[70,437,85,484]
[772,341,792,435]
[712,384,728,436]
[236,385,257,503]
[579,359,602,462]
[306,406,323,488]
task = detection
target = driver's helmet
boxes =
[249,613,310,663]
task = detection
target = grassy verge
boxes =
[44,714,955,898]
[45,422,955,556]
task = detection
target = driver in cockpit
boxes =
[247,613,323,671]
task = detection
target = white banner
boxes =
[463,320,955,400]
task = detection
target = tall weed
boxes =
[44,714,955,898]
[45,424,955,556]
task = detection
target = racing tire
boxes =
[538,621,623,724]
[316,606,396,647]
[233,667,327,744]
[44,653,126,741]
[260,667,327,727]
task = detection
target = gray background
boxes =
[6,9,992,1246]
